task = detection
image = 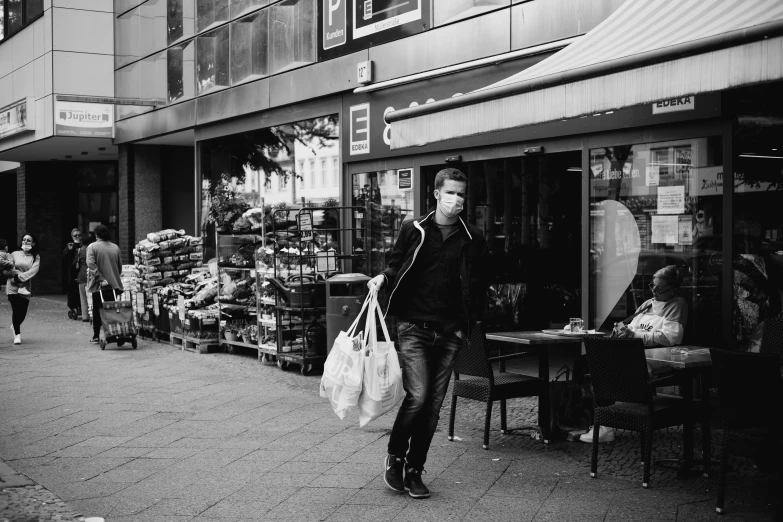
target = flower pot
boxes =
[224,331,240,342]
[216,224,230,234]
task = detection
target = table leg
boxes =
[538,347,551,444]
[681,372,694,466]
[701,370,712,478]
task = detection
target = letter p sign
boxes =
[323,0,346,50]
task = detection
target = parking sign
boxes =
[323,0,346,50]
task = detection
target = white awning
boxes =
[387,0,783,149]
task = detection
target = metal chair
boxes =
[583,337,691,488]
[709,348,782,515]
[759,315,783,362]
[448,322,544,449]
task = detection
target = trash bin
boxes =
[326,273,371,355]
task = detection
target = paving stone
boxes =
[324,504,401,522]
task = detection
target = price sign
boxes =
[152,293,160,316]
[298,212,314,242]
[398,168,413,191]
[316,250,337,273]
[178,295,186,321]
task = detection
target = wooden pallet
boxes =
[170,332,220,354]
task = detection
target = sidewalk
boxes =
[0,297,777,521]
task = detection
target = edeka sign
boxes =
[652,96,694,114]
[0,97,35,140]
[342,52,553,161]
[323,0,346,50]
[319,0,429,61]
[55,101,113,138]
[349,103,370,155]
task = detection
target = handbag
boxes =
[357,292,405,427]
[549,364,592,438]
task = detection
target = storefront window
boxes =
[197,26,230,94]
[730,84,783,351]
[168,39,195,102]
[196,0,229,33]
[198,114,339,259]
[168,0,195,45]
[77,163,119,244]
[589,137,724,347]
[231,0,269,20]
[434,0,509,26]
[230,9,269,85]
[7,0,23,36]
[352,171,413,277]
[269,0,316,75]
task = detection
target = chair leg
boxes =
[643,423,653,488]
[640,431,647,465]
[483,400,493,450]
[591,421,599,478]
[716,432,730,514]
[702,421,711,478]
[500,399,507,434]
[448,395,457,441]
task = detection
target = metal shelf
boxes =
[220,339,259,350]
[276,306,325,313]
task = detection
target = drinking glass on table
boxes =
[569,318,583,333]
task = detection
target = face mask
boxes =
[438,192,464,218]
[22,244,32,252]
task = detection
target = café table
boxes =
[484,330,589,443]
[645,346,713,478]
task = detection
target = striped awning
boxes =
[387,0,783,149]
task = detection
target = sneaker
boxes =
[404,467,430,499]
[89,337,101,344]
[17,286,30,296]
[383,454,405,493]
[579,425,616,443]
[13,334,21,345]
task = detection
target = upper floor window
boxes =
[2,0,43,42]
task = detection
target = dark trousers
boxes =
[388,321,462,470]
[8,295,31,335]
[92,288,117,338]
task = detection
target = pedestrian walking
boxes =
[86,225,123,343]
[5,234,41,345]
[62,228,82,319]
[76,232,94,323]
[367,168,489,499]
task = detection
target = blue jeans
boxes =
[388,321,462,470]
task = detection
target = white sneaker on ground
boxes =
[579,425,615,443]
[13,334,21,345]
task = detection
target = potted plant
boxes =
[206,173,251,233]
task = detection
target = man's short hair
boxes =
[0,238,7,250]
[434,168,468,190]
[94,224,110,240]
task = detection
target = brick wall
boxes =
[118,144,135,260]
[133,145,163,246]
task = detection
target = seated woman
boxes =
[580,265,689,444]
[613,265,689,347]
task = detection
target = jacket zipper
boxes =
[383,216,429,318]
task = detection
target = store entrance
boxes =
[421,152,582,331]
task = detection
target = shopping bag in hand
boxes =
[357,292,405,427]
[320,291,372,419]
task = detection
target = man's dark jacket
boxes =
[380,210,489,334]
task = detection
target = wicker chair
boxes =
[759,315,783,362]
[709,348,782,515]
[583,337,690,488]
[448,322,544,449]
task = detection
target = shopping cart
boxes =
[97,288,138,350]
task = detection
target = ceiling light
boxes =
[567,167,582,172]
[738,154,783,159]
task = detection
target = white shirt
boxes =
[627,296,688,347]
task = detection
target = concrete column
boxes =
[118,144,135,260]
[132,145,163,247]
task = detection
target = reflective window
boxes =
[229,9,268,85]
[196,0,229,33]
[139,51,167,103]
[168,0,195,45]
[231,0,269,20]
[434,0,508,26]
[0,3,5,42]
[589,137,724,347]
[7,0,24,36]
[167,38,195,102]
[139,0,167,60]
[115,62,144,120]
[115,7,140,69]
[197,25,230,94]
[269,0,316,75]
[25,0,42,21]
[198,115,340,257]
[730,84,783,351]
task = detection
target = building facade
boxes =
[0,0,116,293]
[111,0,782,350]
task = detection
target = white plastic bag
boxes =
[320,292,372,419]
[357,292,405,427]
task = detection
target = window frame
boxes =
[1,0,45,44]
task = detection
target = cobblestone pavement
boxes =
[0,296,779,521]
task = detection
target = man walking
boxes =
[367,168,488,499]
[86,225,123,343]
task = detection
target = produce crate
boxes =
[184,316,219,340]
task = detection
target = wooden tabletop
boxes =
[486,331,586,345]
[645,346,712,369]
